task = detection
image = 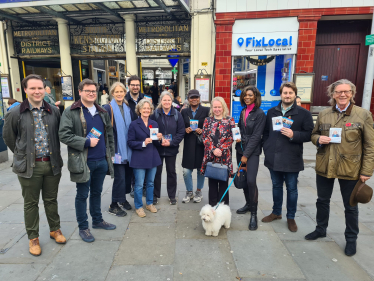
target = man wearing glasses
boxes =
[306,79,374,256]
[125,75,144,120]
[59,79,116,243]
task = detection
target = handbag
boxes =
[234,163,247,189]
[204,157,229,181]
[195,132,204,146]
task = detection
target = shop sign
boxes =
[365,34,374,46]
[232,101,244,123]
[12,22,59,55]
[232,17,299,56]
[70,20,125,54]
[137,19,190,53]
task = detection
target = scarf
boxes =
[244,103,255,126]
[110,99,132,164]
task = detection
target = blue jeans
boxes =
[76,159,108,230]
[268,168,299,219]
[133,167,157,209]
[183,168,205,192]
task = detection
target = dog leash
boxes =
[215,161,242,210]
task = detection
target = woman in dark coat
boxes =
[127,99,162,218]
[150,91,185,205]
[103,82,135,217]
[235,86,266,231]
[201,97,235,206]
[181,90,210,203]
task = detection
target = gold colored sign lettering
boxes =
[14,30,57,37]
[138,25,189,33]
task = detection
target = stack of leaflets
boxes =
[86,127,102,139]
[150,128,159,140]
[232,127,241,140]
[272,116,294,131]
[164,134,172,141]
[329,128,342,143]
[190,119,198,131]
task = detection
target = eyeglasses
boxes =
[83,90,97,94]
[130,84,140,87]
[334,90,352,96]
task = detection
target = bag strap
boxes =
[109,104,113,127]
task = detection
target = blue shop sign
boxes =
[260,100,280,115]
[237,36,293,48]
[232,101,244,123]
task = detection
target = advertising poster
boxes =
[61,76,73,100]
[1,77,10,98]
[195,77,210,102]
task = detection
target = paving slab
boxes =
[284,240,372,281]
[0,221,76,264]
[227,230,305,279]
[258,190,287,211]
[0,203,40,224]
[173,239,238,280]
[328,233,374,279]
[0,191,23,211]
[106,265,173,281]
[114,222,175,265]
[270,210,333,241]
[0,223,25,249]
[0,264,47,281]
[230,210,274,232]
[364,222,374,232]
[36,239,120,281]
[297,186,318,205]
[129,200,177,223]
[177,191,210,211]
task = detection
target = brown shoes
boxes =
[50,229,67,244]
[136,207,146,218]
[261,213,282,222]
[287,219,298,232]
[29,238,41,256]
[146,204,157,213]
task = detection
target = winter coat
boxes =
[201,117,235,176]
[127,118,162,169]
[181,105,210,169]
[262,101,314,172]
[3,99,63,178]
[311,104,374,180]
[59,100,115,183]
[236,106,266,158]
[150,107,185,157]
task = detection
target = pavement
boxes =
[0,142,374,281]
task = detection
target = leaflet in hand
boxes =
[190,119,198,131]
[164,134,172,141]
[282,117,294,129]
[150,128,159,140]
[329,128,342,143]
[112,153,122,164]
[232,127,241,141]
[272,116,283,131]
[86,127,102,139]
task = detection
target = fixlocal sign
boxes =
[232,17,299,56]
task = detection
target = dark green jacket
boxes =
[3,99,63,178]
[59,99,114,183]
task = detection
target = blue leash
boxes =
[215,161,242,210]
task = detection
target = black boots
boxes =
[248,203,258,231]
[236,203,250,214]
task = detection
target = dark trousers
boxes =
[112,163,132,203]
[236,152,259,204]
[18,161,61,240]
[76,159,108,230]
[269,168,299,219]
[315,174,359,242]
[208,178,229,206]
[154,155,177,199]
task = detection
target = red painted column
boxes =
[214,19,234,109]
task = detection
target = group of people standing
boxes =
[3,73,373,258]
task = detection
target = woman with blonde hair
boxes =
[103,82,135,216]
[127,99,163,217]
[201,97,235,206]
[150,91,185,205]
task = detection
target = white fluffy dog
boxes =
[199,204,232,236]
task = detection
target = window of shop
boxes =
[231,17,299,122]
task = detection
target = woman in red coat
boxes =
[201,97,235,206]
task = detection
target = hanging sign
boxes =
[365,34,374,46]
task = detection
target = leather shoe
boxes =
[29,237,41,256]
[261,213,282,222]
[50,229,66,244]
[287,219,298,232]
[236,204,250,214]
[305,230,326,240]
[345,241,357,256]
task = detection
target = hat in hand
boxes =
[187,89,200,99]
[349,180,373,207]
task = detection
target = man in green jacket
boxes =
[59,78,115,243]
[3,74,66,256]
[305,79,374,256]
